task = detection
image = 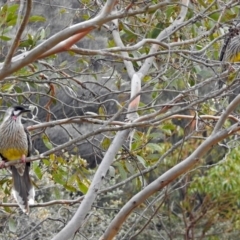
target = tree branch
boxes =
[100,95,240,240]
[51,129,130,240]
[3,0,32,67]
[0,0,119,80]
[213,94,240,134]
[38,30,93,59]
[140,0,190,76]
[111,19,135,78]
[0,1,176,80]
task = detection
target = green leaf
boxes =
[59,60,68,68]
[3,206,12,213]
[147,153,160,161]
[0,35,11,41]
[162,122,175,130]
[14,86,22,93]
[115,162,127,179]
[52,172,66,185]
[7,4,19,14]
[125,161,135,174]
[56,156,67,165]
[108,39,116,48]
[29,15,46,22]
[82,14,90,20]
[148,131,162,139]
[143,75,151,83]
[42,135,53,149]
[149,22,164,38]
[40,28,46,40]
[43,159,50,166]
[76,176,88,194]
[8,218,17,233]
[1,83,14,92]
[146,143,162,153]
[161,122,175,135]
[6,18,17,26]
[17,95,23,104]
[32,162,43,179]
[101,137,111,151]
[3,196,12,213]
[64,184,77,192]
[59,8,67,14]
[136,155,147,168]
[67,50,75,56]
[78,182,88,194]
[98,105,106,119]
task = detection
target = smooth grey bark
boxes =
[51,129,130,240]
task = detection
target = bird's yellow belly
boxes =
[230,53,240,62]
[1,148,27,161]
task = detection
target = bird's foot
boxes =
[0,161,5,168]
[20,155,26,163]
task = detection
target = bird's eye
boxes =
[13,110,21,116]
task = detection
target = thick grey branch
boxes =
[51,129,130,240]
[100,121,240,240]
[213,94,240,134]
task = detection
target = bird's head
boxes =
[5,106,31,122]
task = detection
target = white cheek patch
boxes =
[13,110,21,116]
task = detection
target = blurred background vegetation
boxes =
[0,0,239,239]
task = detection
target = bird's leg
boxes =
[20,154,26,163]
[0,161,5,168]
[15,155,26,176]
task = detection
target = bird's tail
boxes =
[11,164,35,214]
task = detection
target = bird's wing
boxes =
[25,127,32,158]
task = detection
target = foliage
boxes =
[0,0,239,239]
